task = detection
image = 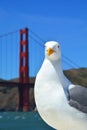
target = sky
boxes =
[0,0,87,79]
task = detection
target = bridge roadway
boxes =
[0,81,34,88]
[0,78,35,111]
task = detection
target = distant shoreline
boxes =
[0,68,87,111]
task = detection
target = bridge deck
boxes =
[0,81,34,88]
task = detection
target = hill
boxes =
[64,68,87,87]
[0,68,87,111]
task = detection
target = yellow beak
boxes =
[47,48,55,56]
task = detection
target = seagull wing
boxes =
[68,85,87,113]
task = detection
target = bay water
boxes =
[0,112,54,130]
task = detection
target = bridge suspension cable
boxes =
[29,34,44,48]
[0,27,82,80]
[29,28,45,76]
[28,28,80,69]
[0,30,19,38]
[0,30,19,80]
[29,28,46,43]
[62,54,80,69]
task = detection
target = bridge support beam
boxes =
[17,28,29,111]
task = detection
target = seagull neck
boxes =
[50,59,68,85]
[51,59,63,73]
[45,58,64,78]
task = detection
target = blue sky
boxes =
[0,0,87,79]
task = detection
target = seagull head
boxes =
[45,41,61,61]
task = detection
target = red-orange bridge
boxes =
[0,28,45,111]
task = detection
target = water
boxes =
[0,112,55,130]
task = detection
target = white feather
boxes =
[34,41,87,130]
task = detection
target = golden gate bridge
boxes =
[0,28,45,111]
[0,27,80,111]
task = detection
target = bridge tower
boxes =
[17,28,29,111]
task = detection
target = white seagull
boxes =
[34,41,87,130]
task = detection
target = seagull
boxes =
[34,41,87,130]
